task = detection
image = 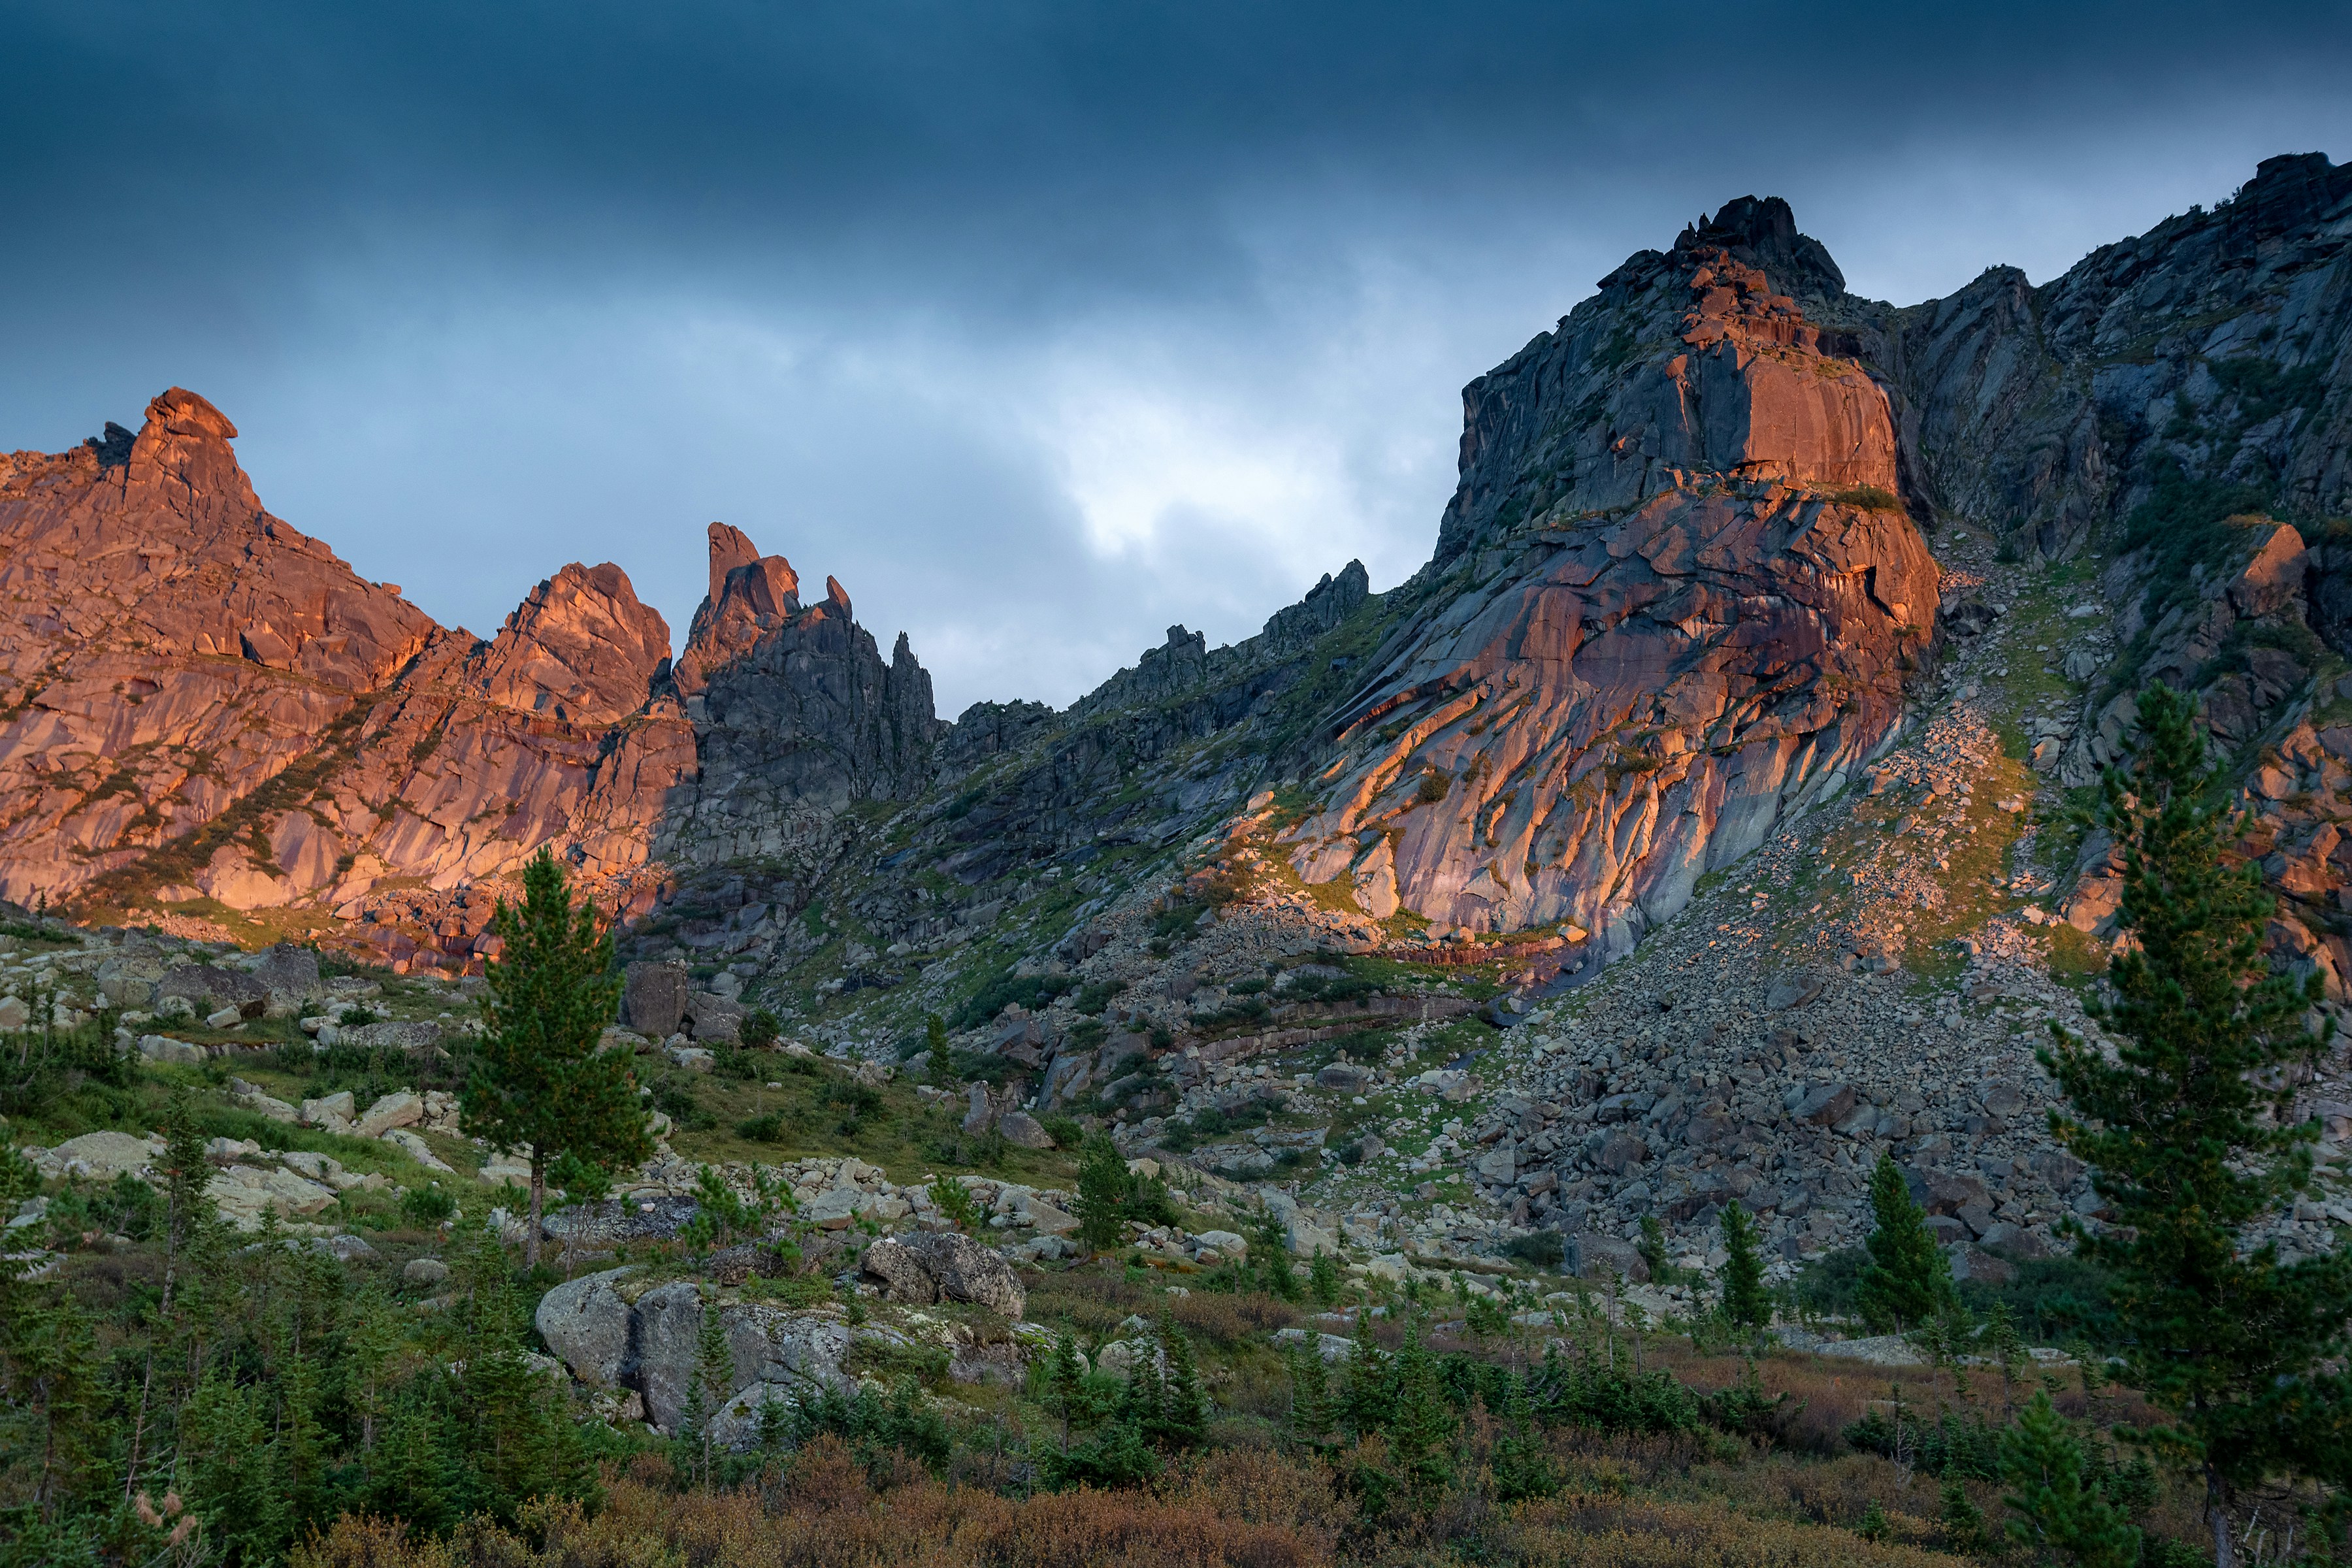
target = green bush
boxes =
[400,1183,457,1226]
[951,970,1079,1030]
[736,1113,783,1142]
[651,1075,716,1131]
[1501,1232,1565,1270]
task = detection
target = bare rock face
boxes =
[0,389,434,904]
[0,389,696,914]
[664,523,942,866]
[1868,151,2352,561]
[1286,206,1938,945]
[859,1230,1026,1317]
[470,562,672,725]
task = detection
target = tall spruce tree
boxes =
[1718,1200,1771,1330]
[1855,1152,1952,1331]
[462,849,651,1266]
[2043,682,2352,1567]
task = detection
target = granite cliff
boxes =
[1,157,2347,992]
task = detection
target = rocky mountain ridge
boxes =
[10,156,2352,1375]
[0,154,2345,1009]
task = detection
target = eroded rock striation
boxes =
[1285,214,1938,945]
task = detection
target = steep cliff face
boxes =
[1288,219,1938,947]
[0,392,694,914]
[0,390,433,906]
[659,525,943,872]
[1863,151,2352,562]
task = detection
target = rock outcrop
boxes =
[658,523,943,869]
[1285,214,1938,943]
[0,401,928,939]
[1864,151,2352,561]
[1,155,2345,977]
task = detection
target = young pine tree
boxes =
[1284,1343,1333,1454]
[1940,1475,1987,1552]
[462,848,652,1266]
[1045,1329,1086,1454]
[2042,682,2349,1568]
[1718,1200,1771,1330]
[1151,1319,1208,1452]
[1635,1215,1671,1283]
[1072,1134,1131,1253]
[2001,1391,2140,1568]
[1980,1300,2028,1419]
[1488,1371,1558,1504]
[1855,1152,1951,1331]
[690,1286,734,1488]
[1384,1321,1457,1508]
[1308,1247,1343,1307]
[1337,1307,1394,1439]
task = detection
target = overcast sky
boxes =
[4,2,2347,714]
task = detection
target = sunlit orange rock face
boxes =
[0,389,694,910]
[1284,202,1939,953]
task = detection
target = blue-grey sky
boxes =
[3,1,2347,713]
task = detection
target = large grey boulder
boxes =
[995,1111,1053,1150]
[1573,1232,1650,1284]
[1791,1083,1857,1127]
[631,1282,852,1431]
[95,940,171,1008]
[340,1020,443,1054]
[624,961,689,1038]
[860,1231,1025,1317]
[44,1130,163,1181]
[252,945,324,1014]
[684,991,744,1043]
[540,1194,700,1248]
[536,1267,643,1390]
[155,964,269,1019]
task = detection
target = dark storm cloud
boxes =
[3,2,2348,708]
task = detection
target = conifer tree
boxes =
[0,1238,105,1544]
[1855,1152,1950,1331]
[1940,1475,1987,1552]
[1249,1210,1298,1299]
[1309,1247,1342,1307]
[1718,1200,1770,1330]
[2044,683,2352,1567]
[689,1286,734,1488]
[1073,1134,1130,1252]
[1284,1343,1332,1454]
[1980,1301,2028,1419]
[1152,1318,1207,1451]
[1337,1307,1394,1438]
[1384,1321,1456,1507]
[463,848,651,1266]
[1045,1329,1085,1453]
[1488,1371,1558,1503]
[1121,1337,1165,1438]
[2001,1391,2140,1568]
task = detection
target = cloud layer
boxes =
[3,1,2347,711]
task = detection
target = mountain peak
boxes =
[1674,194,1846,299]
